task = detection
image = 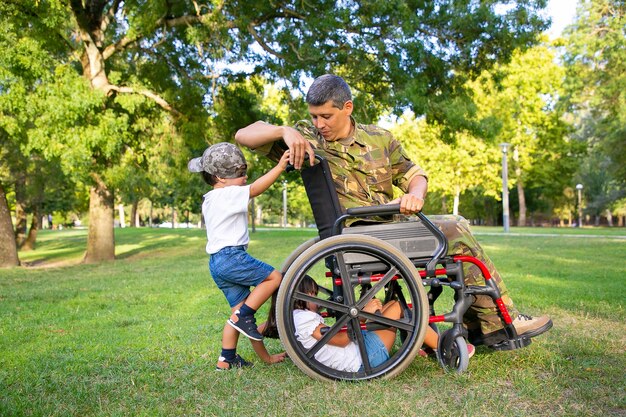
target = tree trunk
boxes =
[131,200,139,227]
[21,204,40,251]
[452,186,460,216]
[84,175,115,263]
[117,204,126,228]
[516,177,527,227]
[513,147,527,227]
[0,183,20,267]
[14,173,27,248]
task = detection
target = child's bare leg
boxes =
[237,270,282,310]
[228,273,281,341]
[216,302,243,369]
[374,300,402,351]
[423,326,438,350]
[223,302,244,348]
[374,301,439,352]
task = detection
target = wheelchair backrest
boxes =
[300,157,344,240]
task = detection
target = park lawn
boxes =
[1,227,625,416]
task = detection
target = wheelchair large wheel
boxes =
[437,329,469,373]
[277,234,429,382]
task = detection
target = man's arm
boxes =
[235,121,315,169]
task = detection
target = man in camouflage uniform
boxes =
[235,74,552,347]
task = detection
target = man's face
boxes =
[308,100,353,141]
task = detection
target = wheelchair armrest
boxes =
[346,204,402,217]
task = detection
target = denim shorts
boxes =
[209,246,275,307]
[359,330,389,370]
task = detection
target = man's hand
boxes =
[282,127,315,169]
[389,194,425,215]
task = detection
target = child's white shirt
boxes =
[293,309,361,372]
[202,185,251,254]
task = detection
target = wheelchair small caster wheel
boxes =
[437,330,469,373]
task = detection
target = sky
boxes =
[545,0,579,38]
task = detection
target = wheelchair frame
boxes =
[276,156,530,382]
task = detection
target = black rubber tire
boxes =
[437,330,469,373]
[277,234,429,382]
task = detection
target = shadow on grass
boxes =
[17,227,206,267]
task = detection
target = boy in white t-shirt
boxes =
[188,142,290,370]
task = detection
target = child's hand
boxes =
[278,150,291,170]
[363,298,383,314]
[268,352,287,364]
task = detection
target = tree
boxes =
[469,43,577,226]
[562,0,626,219]
[391,115,500,216]
[2,0,551,263]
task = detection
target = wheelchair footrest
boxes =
[490,335,532,351]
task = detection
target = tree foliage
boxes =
[470,43,582,225]
[563,0,626,183]
[1,0,559,266]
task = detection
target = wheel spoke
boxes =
[292,290,350,314]
[306,314,351,359]
[360,313,414,332]
[352,320,371,373]
[356,266,398,309]
[334,250,356,305]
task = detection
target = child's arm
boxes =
[311,299,382,347]
[312,324,352,347]
[250,339,287,364]
[249,150,291,198]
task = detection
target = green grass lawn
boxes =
[1,226,625,416]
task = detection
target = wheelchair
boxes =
[276,156,531,382]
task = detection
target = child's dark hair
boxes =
[201,171,218,186]
[294,275,319,310]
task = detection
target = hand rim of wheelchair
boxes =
[276,234,429,382]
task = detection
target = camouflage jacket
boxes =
[256,117,428,211]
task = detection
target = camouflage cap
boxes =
[188,142,247,178]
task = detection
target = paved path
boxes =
[473,232,626,239]
[253,227,626,240]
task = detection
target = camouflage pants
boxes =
[429,215,519,335]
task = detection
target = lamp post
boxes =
[282,180,288,228]
[576,183,583,227]
[500,143,510,233]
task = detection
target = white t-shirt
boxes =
[293,309,361,372]
[202,185,251,254]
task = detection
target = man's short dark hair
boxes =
[306,74,352,109]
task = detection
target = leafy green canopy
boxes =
[221,0,550,125]
[563,0,626,184]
